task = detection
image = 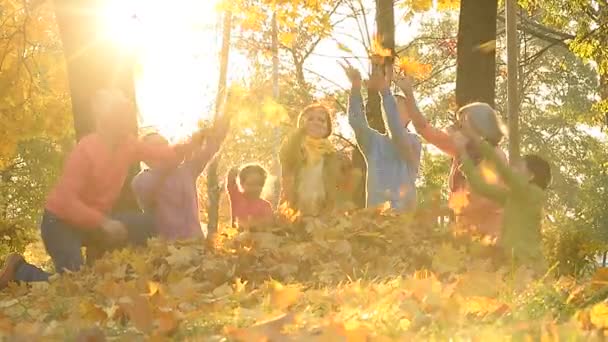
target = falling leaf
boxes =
[372,36,393,58]
[397,56,432,80]
[336,42,352,54]
[479,160,499,184]
[476,40,497,54]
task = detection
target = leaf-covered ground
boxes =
[1,210,608,341]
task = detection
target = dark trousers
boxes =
[14,210,155,282]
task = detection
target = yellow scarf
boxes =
[302,136,334,166]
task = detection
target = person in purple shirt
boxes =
[131,112,232,241]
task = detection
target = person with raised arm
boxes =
[343,62,422,212]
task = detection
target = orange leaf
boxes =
[372,37,393,58]
[397,57,432,80]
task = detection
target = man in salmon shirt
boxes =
[403,87,508,240]
[0,88,201,288]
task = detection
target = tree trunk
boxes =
[207,11,232,237]
[54,0,139,212]
[455,0,498,108]
[366,0,396,134]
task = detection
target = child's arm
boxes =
[457,140,509,205]
[405,89,458,157]
[189,113,231,176]
[348,88,374,153]
[342,63,374,153]
[226,166,241,196]
[475,141,528,190]
[134,137,189,167]
[379,88,418,165]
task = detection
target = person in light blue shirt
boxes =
[343,64,422,212]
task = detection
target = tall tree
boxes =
[54,0,139,211]
[455,0,498,107]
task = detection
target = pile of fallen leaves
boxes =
[2,210,608,340]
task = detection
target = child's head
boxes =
[239,164,267,198]
[142,132,170,169]
[92,88,136,140]
[522,154,552,190]
[297,104,332,139]
[457,102,505,146]
[394,94,411,127]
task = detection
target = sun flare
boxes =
[100,0,221,142]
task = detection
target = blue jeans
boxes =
[14,210,156,282]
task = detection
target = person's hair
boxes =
[297,103,333,138]
[239,164,268,184]
[523,154,551,190]
[457,102,506,146]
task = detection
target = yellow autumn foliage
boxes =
[0,1,72,169]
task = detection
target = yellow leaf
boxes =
[372,36,393,58]
[279,32,296,47]
[476,40,497,54]
[479,160,499,184]
[397,56,432,80]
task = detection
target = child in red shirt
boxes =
[227,164,274,229]
[0,88,200,288]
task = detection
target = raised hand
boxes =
[394,75,414,97]
[367,66,389,92]
[338,59,362,88]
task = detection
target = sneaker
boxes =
[0,253,24,290]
